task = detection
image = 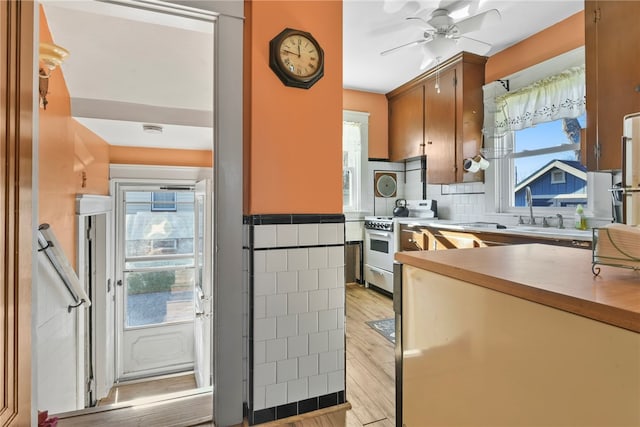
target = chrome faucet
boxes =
[525,186,535,225]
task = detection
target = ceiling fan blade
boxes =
[457,35,492,55]
[406,15,435,29]
[455,9,501,35]
[380,36,431,56]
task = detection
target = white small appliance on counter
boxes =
[405,199,437,219]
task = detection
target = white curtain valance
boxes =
[495,65,585,132]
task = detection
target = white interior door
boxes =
[194,179,213,388]
[115,183,196,380]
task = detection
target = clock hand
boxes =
[281,49,299,57]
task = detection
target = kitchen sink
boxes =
[505,226,593,238]
[454,222,507,229]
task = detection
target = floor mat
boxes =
[365,318,395,344]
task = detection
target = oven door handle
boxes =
[367,231,392,238]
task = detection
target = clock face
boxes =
[269,28,324,89]
[278,34,321,78]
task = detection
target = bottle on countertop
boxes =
[574,204,587,230]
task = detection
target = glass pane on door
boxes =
[123,190,196,328]
[125,268,195,327]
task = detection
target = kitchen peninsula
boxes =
[395,244,640,426]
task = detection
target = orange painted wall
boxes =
[110,146,212,167]
[244,0,343,215]
[39,6,110,266]
[343,89,389,159]
[485,11,585,82]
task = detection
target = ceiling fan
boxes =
[380,6,501,69]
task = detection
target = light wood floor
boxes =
[195,283,396,427]
[98,373,197,406]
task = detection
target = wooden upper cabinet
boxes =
[386,52,486,183]
[388,84,424,161]
[424,67,456,183]
[585,1,640,171]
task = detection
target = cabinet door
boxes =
[585,1,640,171]
[425,67,457,183]
[388,84,424,161]
[400,227,426,251]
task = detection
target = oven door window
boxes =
[370,238,390,254]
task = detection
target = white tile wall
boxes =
[252,222,346,412]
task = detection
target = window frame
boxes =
[484,47,588,217]
[342,110,369,213]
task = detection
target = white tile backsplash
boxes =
[266,294,287,317]
[318,223,339,245]
[299,354,319,377]
[277,271,298,294]
[318,268,338,289]
[254,386,266,411]
[308,374,328,397]
[328,287,344,310]
[254,318,276,341]
[277,358,298,383]
[309,331,328,354]
[254,225,277,249]
[318,309,337,332]
[287,292,308,315]
[327,370,345,393]
[276,224,298,247]
[265,338,287,362]
[328,328,344,351]
[266,250,288,272]
[308,289,328,311]
[265,382,287,408]
[308,247,328,269]
[253,251,266,273]
[287,377,308,402]
[254,362,276,387]
[298,224,319,246]
[287,335,309,358]
[254,340,266,365]
[250,218,346,413]
[298,269,319,292]
[319,350,338,374]
[298,312,319,335]
[287,248,309,271]
[276,314,298,338]
[254,295,266,319]
[327,246,344,268]
[254,272,276,297]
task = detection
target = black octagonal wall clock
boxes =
[269,28,325,89]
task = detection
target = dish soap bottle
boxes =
[574,204,586,230]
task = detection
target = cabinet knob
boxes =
[427,140,433,145]
[635,85,640,93]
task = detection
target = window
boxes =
[485,51,587,212]
[551,170,566,184]
[151,191,177,211]
[511,113,586,208]
[343,111,369,212]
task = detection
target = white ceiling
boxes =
[41,0,584,149]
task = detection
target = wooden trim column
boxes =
[1,1,33,425]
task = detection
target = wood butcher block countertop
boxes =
[395,244,640,333]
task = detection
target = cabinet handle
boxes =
[426,140,433,145]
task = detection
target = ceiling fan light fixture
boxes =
[142,124,163,134]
